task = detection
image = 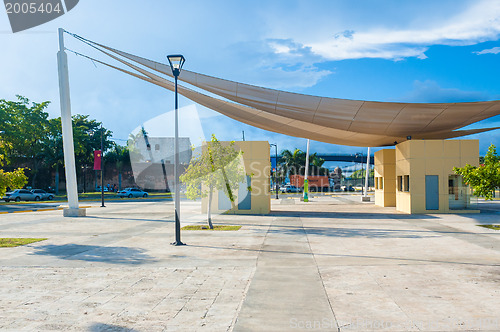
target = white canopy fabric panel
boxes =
[67,33,500,147]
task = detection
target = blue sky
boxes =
[1,0,500,165]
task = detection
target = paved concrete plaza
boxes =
[0,195,499,331]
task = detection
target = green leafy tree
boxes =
[0,168,28,197]
[0,134,28,196]
[43,118,64,193]
[1,96,113,190]
[351,168,374,179]
[454,144,500,200]
[0,135,10,167]
[72,115,113,166]
[180,135,246,229]
[43,115,112,191]
[0,96,50,187]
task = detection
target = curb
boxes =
[0,207,63,214]
[0,205,94,215]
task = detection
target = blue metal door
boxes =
[425,175,439,210]
[238,176,251,210]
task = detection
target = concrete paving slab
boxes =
[233,216,337,332]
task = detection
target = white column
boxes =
[303,139,310,202]
[363,147,371,200]
[57,28,85,217]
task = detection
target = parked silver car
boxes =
[117,188,148,198]
[3,189,42,202]
[280,185,302,193]
[31,189,55,200]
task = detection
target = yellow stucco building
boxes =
[201,141,271,215]
[375,139,479,214]
[374,149,396,207]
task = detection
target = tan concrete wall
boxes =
[201,141,270,215]
[395,139,479,214]
[374,149,396,207]
[395,141,412,213]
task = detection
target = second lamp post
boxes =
[167,54,186,246]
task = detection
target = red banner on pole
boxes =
[94,150,102,170]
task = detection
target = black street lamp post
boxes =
[82,165,87,193]
[167,54,186,246]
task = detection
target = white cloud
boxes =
[249,65,331,89]
[274,0,500,61]
[474,46,500,55]
[222,39,332,89]
[399,80,490,103]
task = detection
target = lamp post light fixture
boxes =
[167,54,186,246]
[270,143,279,199]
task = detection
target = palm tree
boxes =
[309,153,327,176]
[279,149,327,176]
[280,148,305,176]
[104,145,131,191]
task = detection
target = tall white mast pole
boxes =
[363,147,371,201]
[57,28,85,217]
[303,139,310,202]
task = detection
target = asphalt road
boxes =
[2,192,497,214]
[0,202,64,213]
[0,197,174,213]
[0,192,365,214]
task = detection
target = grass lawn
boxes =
[479,225,500,230]
[0,238,47,247]
[182,225,242,231]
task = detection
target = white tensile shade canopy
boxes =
[68,33,500,147]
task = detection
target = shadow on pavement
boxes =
[270,210,438,219]
[266,226,435,239]
[89,323,139,331]
[231,220,495,237]
[84,216,173,223]
[30,244,158,265]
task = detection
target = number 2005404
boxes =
[5,2,62,14]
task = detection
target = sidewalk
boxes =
[0,196,499,331]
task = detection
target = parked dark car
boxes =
[3,189,42,202]
[95,186,109,192]
[31,189,54,200]
[343,185,355,192]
